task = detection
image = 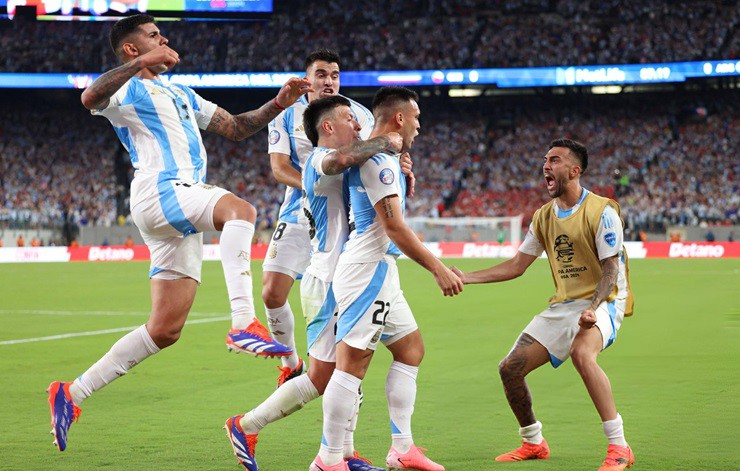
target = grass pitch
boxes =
[0,258,737,470]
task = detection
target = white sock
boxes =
[221,220,256,330]
[265,303,299,369]
[387,361,418,454]
[520,421,544,445]
[343,385,362,458]
[240,374,319,434]
[70,325,160,405]
[603,413,628,446]
[319,370,361,466]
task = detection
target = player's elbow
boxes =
[80,91,96,110]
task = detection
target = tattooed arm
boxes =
[375,195,463,297]
[321,133,402,175]
[579,254,620,328]
[81,45,180,110]
[206,77,312,141]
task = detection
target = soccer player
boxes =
[225,96,402,471]
[451,139,635,471]
[241,49,376,386]
[46,14,312,452]
[310,87,463,471]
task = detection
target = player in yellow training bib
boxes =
[452,138,635,471]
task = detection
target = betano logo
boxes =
[88,247,135,261]
[668,243,725,258]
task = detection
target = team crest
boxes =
[269,130,281,145]
[554,234,575,263]
[370,329,382,344]
[267,243,278,259]
[379,168,395,185]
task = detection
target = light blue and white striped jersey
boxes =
[340,152,406,264]
[267,94,374,224]
[91,77,217,205]
[301,146,350,282]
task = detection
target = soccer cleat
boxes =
[226,318,293,358]
[276,358,306,388]
[345,450,385,471]
[47,381,81,452]
[386,445,445,471]
[309,455,350,471]
[598,444,634,470]
[494,439,550,462]
[224,415,259,471]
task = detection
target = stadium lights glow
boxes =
[449,89,483,97]
[591,85,622,94]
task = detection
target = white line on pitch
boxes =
[0,310,223,317]
[0,316,230,346]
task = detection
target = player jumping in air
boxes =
[47,14,310,452]
[452,139,635,471]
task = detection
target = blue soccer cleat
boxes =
[226,318,293,358]
[47,381,81,452]
[224,415,259,470]
[345,451,385,471]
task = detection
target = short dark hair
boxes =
[303,95,352,147]
[110,14,155,58]
[549,138,588,174]
[372,86,419,117]
[304,49,341,71]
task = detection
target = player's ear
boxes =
[395,112,404,128]
[122,42,138,58]
[321,119,333,135]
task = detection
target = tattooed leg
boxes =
[498,333,550,427]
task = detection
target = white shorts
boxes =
[522,298,626,368]
[261,221,311,279]
[130,178,230,283]
[333,257,418,352]
[301,274,338,363]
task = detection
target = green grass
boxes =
[0,258,738,470]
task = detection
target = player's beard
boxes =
[547,177,566,199]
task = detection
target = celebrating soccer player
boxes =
[452,139,635,471]
[310,87,463,471]
[244,49,376,386]
[46,14,312,452]
[225,96,404,471]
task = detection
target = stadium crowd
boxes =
[1,98,736,241]
[1,0,736,73]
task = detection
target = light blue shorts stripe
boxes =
[335,261,388,343]
[306,285,337,352]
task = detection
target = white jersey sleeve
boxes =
[90,82,131,124]
[519,223,545,257]
[595,205,623,260]
[310,147,336,176]
[267,110,292,155]
[360,155,402,207]
[350,101,375,140]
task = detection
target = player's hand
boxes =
[433,266,464,297]
[579,308,597,329]
[386,132,403,154]
[275,77,314,109]
[138,45,180,72]
[450,266,467,284]
[399,152,415,197]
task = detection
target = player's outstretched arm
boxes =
[375,195,463,297]
[207,77,313,141]
[81,45,180,110]
[579,254,620,328]
[451,251,538,285]
[321,133,402,175]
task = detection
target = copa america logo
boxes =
[379,168,395,185]
[269,130,280,145]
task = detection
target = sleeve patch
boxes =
[604,232,617,247]
[379,168,395,185]
[269,130,281,145]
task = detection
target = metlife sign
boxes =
[0,60,737,89]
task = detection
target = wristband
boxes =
[273,97,285,111]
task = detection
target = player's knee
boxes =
[498,356,522,379]
[261,284,288,308]
[235,200,257,223]
[569,345,596,371]
[308,369,331,395]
